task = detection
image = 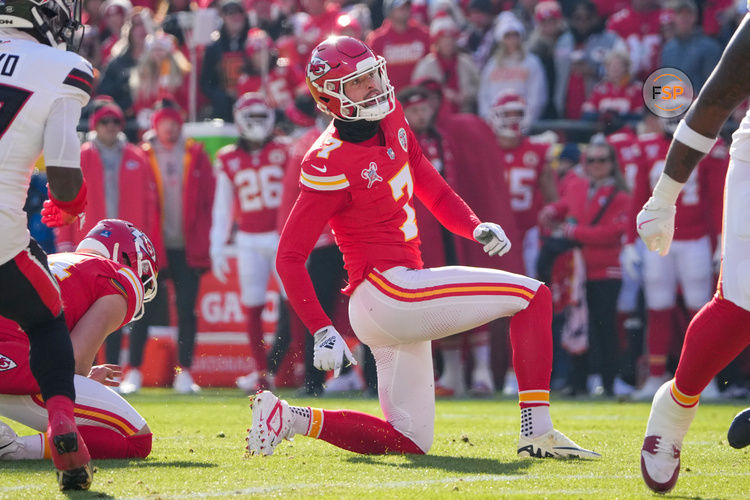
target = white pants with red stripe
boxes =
[348,265,541,451]
[0,375,146,436]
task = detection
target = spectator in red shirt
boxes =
[581,49,643,133]
[539,137,631,397]
[366,0,430,91]
[605,0,662,80]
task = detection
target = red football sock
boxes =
[675,296,750,395]
[508,284,552,398]
[77,426,152,459]
[646,308,674,377]
[245,305,268,373]
[312,409,424,454]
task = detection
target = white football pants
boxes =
[0,375,147,435]
[642,235,713,311]
[236,230,286,307]
[719,157,750,311]
[348,265,541,452]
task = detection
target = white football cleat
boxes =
[119,368,142,395]
[517,429,601,459]
[469,366,495,396]
[173,370,201,394]
[236,371,273,394]
[632,375,670,401]
[502,370,518,396]
[0,420,20,460]
[323,370,364,393]
[640,434,681,493]
[246,391,294,456]
[640,379,698,494]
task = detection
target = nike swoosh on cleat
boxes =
[311,164,327,173]
[638,218,657,229]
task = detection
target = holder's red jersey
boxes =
[215,138,290,233]
[629,133,728,243]
[0,252,144,343]
[277,103,481,332]
[499,137,550,234]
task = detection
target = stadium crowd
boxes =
[24,0,750,401]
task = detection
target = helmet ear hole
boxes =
[121,253,132,269]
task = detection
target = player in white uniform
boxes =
[0,0,94,490]
[636,12,750,494]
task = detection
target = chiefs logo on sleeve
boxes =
[0,353,17,372]
[115,267,145,326]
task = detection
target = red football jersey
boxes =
[366,20,430,91]
[498,138,550,234]
[279,103,481,332]
[630,133,728,242]
[0,253,144,393]
[605,6,662,78]
[215,138,289,234]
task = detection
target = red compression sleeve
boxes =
[276,189,347,333]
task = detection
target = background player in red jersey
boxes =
[211,92,289,394]
[246,36,599,460]
[486,90,557,394]
[626,110,727,401]
[0,219,157,463]
[635,13,750,494]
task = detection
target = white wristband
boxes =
[673,120,717,154]
[652,173,685,206]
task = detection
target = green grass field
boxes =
[1,389,748,499]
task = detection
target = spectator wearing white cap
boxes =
[411,16,480,114]
[477,11,547,130]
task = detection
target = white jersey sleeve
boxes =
[0,38,93,264]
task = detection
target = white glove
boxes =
[636,197,676,256]
[211,248,230,284]
[313,325,357,377]
[621,243,642,281]
[473,222,511,257]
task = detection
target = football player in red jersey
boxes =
[634,13,750,492]
[488,90,557,281]
[626,110,727,401]
[211,93,290,394]
[0,219,157,463]
[246,36,599,459]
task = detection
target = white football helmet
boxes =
[488,90,526,139]
[234,92,275,142]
